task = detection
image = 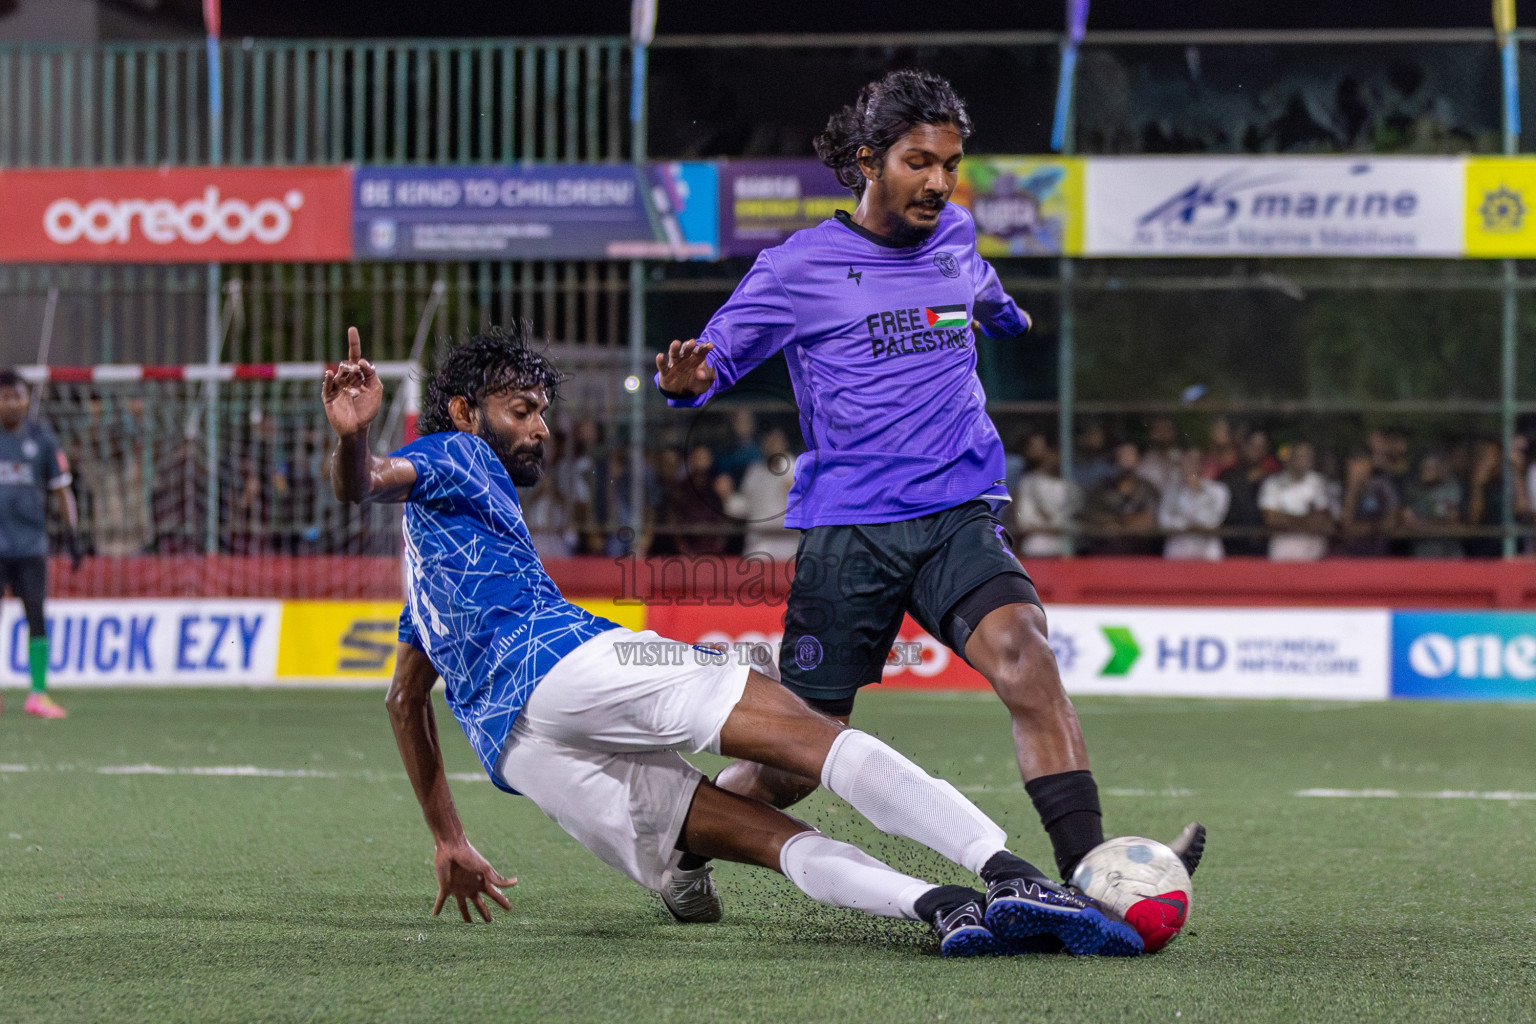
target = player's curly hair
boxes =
[416,321,564,435]
[813,69,973,197]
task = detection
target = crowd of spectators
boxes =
[1008,417,1533,561]
[57,403,1536,563]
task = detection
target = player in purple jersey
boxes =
[655,71,1204,916]
[325,323,1146,957]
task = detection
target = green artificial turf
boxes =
[2,687,1534,1023]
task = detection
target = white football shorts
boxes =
[496,627,752,890]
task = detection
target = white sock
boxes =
[820,729,1008,875]
[778,831,934,920]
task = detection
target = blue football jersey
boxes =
[394,430,618,792]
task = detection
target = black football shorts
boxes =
[777,500,1041,710]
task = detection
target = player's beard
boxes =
[479,422,545,486]
[891,196,944,247]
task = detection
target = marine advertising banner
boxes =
[955,157,1081,257]
[0,599,282,686]
[1084,157,1464,257]
[1044,606,1391,700]
[718,159,854,257]
[353,163,718,261]
[1391,610,1536,700]
[0,167,354,263]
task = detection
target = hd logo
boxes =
[862,304,972,358]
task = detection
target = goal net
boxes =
[25,364,415,600]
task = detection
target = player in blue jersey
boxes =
[654,70,1203,937]
[0,368,78,719]
[324,323,1146,956]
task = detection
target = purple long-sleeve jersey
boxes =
[655,203,1030,528]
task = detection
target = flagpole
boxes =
[204,0,223,554]
[627,0,657,553]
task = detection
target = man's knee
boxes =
[973,606,1066,711]
[716,759,821,809]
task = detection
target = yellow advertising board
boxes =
[275,599,648,680]
[1465,157,1536,257]
[954,157,1083,257]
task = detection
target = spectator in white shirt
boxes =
[1258,441,1335,561]
[1136,416,1183,496]
[722,427,801,562]
[1159,448,1230,561]
[1011,432,1079,557]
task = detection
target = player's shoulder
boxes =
[22,420,58,445]
[395,429,483,460]
[394,430,502,485]
[937,202,978,243]
[771,217,858,262]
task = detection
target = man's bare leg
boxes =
[680,779,999,953]
[961,602,1101,880]
[714,670,1023,879]
[713,710,847,808]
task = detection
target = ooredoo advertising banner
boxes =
[0,599,281,685]
[353,163,718,261]
[0,167,353,263]
[1085,157,1465,257]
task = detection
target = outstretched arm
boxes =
[323,326,418,504]
[386,641,516,922]
[652,252,796,407]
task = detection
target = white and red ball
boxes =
[1070,836,1192,953]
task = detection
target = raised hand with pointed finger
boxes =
[322,326,383,440]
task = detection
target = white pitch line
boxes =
[4,764,1532,800]
[1295,788,1536,801]
[98,764,338,778]
[0,762,492,782]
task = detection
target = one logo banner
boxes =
[1392,610,1536,700]
[0,167,354,263]
[354,163,718,261]
[1084,157,1465,257]
[1465,157,1536,257]
[954,156,1081,257]
[718,159,854,258]
[1044,606,1391,700]
[0,599,282,685]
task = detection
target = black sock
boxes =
[676,853,709,871]
[913,884,986,922]
[1025,770,1105,880]
[979,850,1052,887]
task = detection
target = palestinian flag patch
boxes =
[925,304,968,329]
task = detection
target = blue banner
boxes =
[1391,611,1536,700]
[354,163,717,261]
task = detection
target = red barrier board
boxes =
[645,602,991,691]
[0,167,353,262]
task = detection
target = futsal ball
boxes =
[1070,836,1192,953]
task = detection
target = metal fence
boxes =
[4,29,1536,558]
[0,37,629,166]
